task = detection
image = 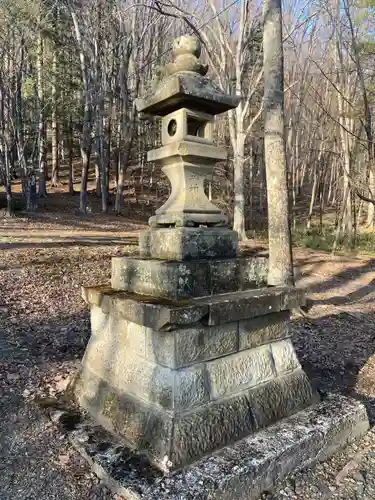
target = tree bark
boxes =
[51,51,59,186]
[37,32,47,197]
[68,115,74,194]
[233,129,246,239]
[263,0,294,286]
[71,10,92,214]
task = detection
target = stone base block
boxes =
[79,284,311,472]
[83,285,305,330]
[111,256,268,300]
[139,227,238,261]
[149,212,228,228]
[68,393,369,500]
[83,309,301,410]
[75,366,316,471]
[88,301,291,372]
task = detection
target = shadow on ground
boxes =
[0,235,139,250]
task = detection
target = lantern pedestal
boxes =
[74,35,369,482]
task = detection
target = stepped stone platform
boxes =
[77,283,314,471]
[68,393,369,500]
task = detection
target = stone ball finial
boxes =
[165,35,208,76]
[173,35,201,58]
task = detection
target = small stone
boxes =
[55,377,69,392]
[352,471,365,482]
[50,410,65,424]
[357,483,365,495]
[6,373,20,382]
[58,453,71,465]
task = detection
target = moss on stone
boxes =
[103,392,119,420]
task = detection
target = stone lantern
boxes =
[75,36,368,484]
[138,35,236,230]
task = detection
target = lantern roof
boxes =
[136,35,240,117]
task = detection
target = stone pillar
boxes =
[75,35,317,473]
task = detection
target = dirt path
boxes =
[2,229,375,499]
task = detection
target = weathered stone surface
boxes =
[239,311,290,350]
[77,363,318,471]
[70,393,369,500]
[146,322,238,369]
[160,108,214,147]
[76,369,173,461]
[139,227,238,261]
[210,257,269,294]
[108,290,210,331]
[146,328,176,367]
[77,367,256,469]
[136,71,240,117]
[111,256,268,300]
[209,259,239,295]
[84,343,211,411]
[111,257,210,300]
[90,305,110,336]
[83,341,174,409]
[149,212,229,229]
[172,392,255,465]
[207,346,275,399]
[271,339,301,375]
[239,257,268,289]
[249,370,316,430]
[145,156,228,229]
[82,285,304,330]
[112,355,173,409]
[204,286,306,326]
[174,365,210,409]
[86,309,148,368]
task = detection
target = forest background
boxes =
[1,0,375,254]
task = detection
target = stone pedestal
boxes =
[76,224,319,472]
[75,35,320,472]
[74,34,369,493]
[69,393,369,500]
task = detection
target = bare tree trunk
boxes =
[367,170,375,226]
[263,0,294,286]
[71,10,92,214]
[333,182,349,254]
[307,165,318,231]
[37,31,47,196]
[248,141,253,230]
[114,25,134,215]
[80,142,90,212]
[95,161,101,196]
[343,0,374,228]
[68,115,74,194]
[115,150,129,215]
[51,51,59,186]
[4,151,13,216]
[233,130,246,239]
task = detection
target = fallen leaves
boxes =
[335,452,364,486]
[58,452,72,466]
